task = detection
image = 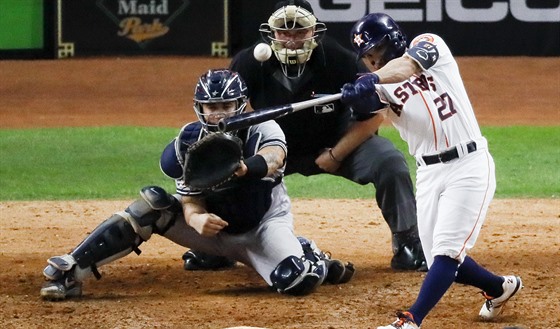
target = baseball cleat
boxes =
[391,242,427,272]
[40,277,82,301]
[377,311,419,329]
[324,259,355,284]
[479,275,523,320]
[297,236,356,285]
[391,227,427,272]
[182,250,236,271]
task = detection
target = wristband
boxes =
[328,148,342,163]
[244,154,268,178]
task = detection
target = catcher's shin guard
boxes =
[270,255,327,296]
[45,186,180,281]
[41,213,141,288]
[69,213,143,280]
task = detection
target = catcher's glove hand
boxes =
[183,133,243,190]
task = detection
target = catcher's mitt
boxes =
[183,133,243,190]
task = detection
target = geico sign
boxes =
[309,0,560,23]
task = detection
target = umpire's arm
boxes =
[316,113,385,173]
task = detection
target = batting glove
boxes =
[341,73,380,103]
[341,73,383,116]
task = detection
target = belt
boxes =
[421,141,477,165]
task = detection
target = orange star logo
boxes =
[353,33,365,47]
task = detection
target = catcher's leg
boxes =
[40,186,180,300]
[270,237,355,296]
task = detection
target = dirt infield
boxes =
[1,57,559,329]
[2,57,559,129]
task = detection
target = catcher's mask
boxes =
[350,13,407,64]
[259,0,326,79]
[193,69,248,133]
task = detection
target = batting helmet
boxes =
[350,13,407,62]
[259,0,326,78]
[193,69,248,132]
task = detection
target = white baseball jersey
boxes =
[376,33,483,161]
[375,33,496,267]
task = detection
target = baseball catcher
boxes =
[39,69,355,301]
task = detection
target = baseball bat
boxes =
[218,93,342,132]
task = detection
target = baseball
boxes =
[253,43,272,62]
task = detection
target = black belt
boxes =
[421,141,477,165]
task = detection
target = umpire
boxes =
[184,0,426,271]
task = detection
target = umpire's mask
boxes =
[260,2,326,79]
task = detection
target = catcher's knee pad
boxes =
[124,185,181,239]
[270,255,327,296]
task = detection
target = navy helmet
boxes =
[350,13,407,62]
[193,69,248,132]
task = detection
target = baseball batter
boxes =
[184,0,427,273]
[341,13,523,329]
[39,69,354,300]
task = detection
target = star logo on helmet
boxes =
[212,90,219,96]
[353,33,365,47]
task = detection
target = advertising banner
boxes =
[57,0,229,58]
[55,0,559,58]
[231,0,560,57]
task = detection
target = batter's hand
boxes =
[188,213,228,237]
[341,73,379,102]
[341,82,384,116]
